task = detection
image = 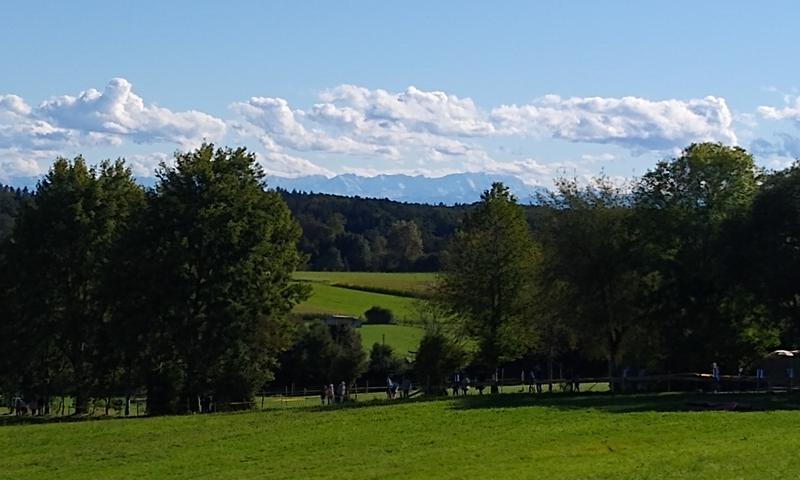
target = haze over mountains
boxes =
[268,172,545,205]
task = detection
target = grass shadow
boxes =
[448,390,800,413]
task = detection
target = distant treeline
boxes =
[279,191,469,272]
[0,185,32,241]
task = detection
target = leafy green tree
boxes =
[413,329,464,395]
[2,158,144,413]
[386,220,424,270]
[740,163,800,348]
[330,325,368,386]
[366,343,404,384]
[336,232,372,271]
[438,183,538,373]
[316,246,345,271]
[634,143,765,370]
[144,144,308,414]
[537,176,647,390]
[276,322,338,388]
[276,322,366,389]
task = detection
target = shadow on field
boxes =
[448,391,800,414]
[0,412,135,427]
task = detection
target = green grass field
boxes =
[360,324,423,356]
[291,271,437,324]
[292,283,423,323]
[3,392,800,479]
[293,271,436,297]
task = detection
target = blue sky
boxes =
[2,0,800,186]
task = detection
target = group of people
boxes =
[10,396,41,416]
[386,377,412,399]
[320,382,348,405]
[522,368,544,393]
[451,373,475,396]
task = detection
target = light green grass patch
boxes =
[293,283,423,323]
[293,271,436,296]
[360,324,423,356]
[4,392,800,479]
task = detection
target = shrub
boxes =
[364,306,394,324]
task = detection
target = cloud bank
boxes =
[1,77,750,182]
[0,78,226,179]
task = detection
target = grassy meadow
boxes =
[292,283,422,322]
[291,271,435,324]
[292,271,436,296]
[3,392,800,479]
[291,271,432,354]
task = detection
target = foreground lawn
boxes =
[3,392,800,479]
[292,283,422,322]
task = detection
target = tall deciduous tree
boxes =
[740,163,800,347]
[386,220,424,271]
[634,143,766,370]
[537,176,646,390]
[2,158,144,413]
[438,183,538,375]
[144,144,308,414]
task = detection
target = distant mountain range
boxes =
[268,172,545,205]
[2,171,546,205]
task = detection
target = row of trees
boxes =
[2,141,798,411]
[438,143,800,389]
[0,145,308,415]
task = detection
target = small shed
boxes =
[753,349,800,387]
[324,315,362,328]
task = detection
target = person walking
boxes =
[452,372,461,396]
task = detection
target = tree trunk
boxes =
[73,389,89,415]
[607,354,616,393]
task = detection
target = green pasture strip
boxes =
[293,271,436,296]
[292,283,423,323]
[3,392,800,479]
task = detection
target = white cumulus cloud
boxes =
[38,78,226,147]
[491,95,737,151]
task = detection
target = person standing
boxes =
[320,385,327,406]
[401,377,411,398]
[338,381,347,403]
[711,362,721,393]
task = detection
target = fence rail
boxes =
[3,372,793,419]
